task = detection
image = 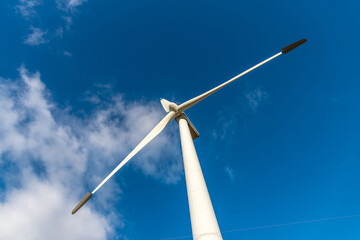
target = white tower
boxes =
[178,114,222,239]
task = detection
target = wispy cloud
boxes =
[63,50,72,57]
[16,0,41,18]
[55,26,64,38]
[245,88,269,111]
[24,27,47,46]
[56,0,88,12]
[211,107,238,142]
[0,66,182,239]
[62,15,73,30]
[16,0,88,47]
[224,166,236,181]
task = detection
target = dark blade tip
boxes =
[282,39,307,54]
[72,192,92,215]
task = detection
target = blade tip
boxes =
[72,192,93,215]
[282,38,307,54]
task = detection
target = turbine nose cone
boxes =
[168,102,179,112]
[160,98,179,113]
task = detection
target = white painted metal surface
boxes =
[75,49,285,211]
[92,111,176,194]
[73,38,307,228]
[178,52,282,113]
[178,116,222,240]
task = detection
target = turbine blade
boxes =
[177,38,307,112]
[72,111,176,214]
[92,111,175,193]
[177,52,282,112]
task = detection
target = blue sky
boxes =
[0,0,359,239]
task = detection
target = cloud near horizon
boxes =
[0,66,182,239]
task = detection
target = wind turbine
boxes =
[72,39,307,240]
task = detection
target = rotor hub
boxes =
[169,102,179,113]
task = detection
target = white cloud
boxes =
[0,66,182,239]
[57,0,88,12]
[224,166,236,181]
[245,88,269,111]
[0,178,109,240]
[24,27,47,46]
[211,108,237,141]
[62,15,73,30]
[63,50,72,56]
[17,0,88,46]
[67,0,87,9]
[16,0,41,18]
[55,26,64,38]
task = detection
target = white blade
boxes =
[177,52,282,112]
[92,111,176,194]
